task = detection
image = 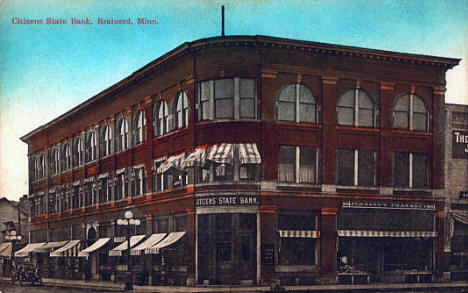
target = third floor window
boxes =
[393,94,429,131]
[276,84,317,123]
[337,89,377,127]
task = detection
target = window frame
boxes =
[135,110,145,144]
[62,143,71,171]
[101,125,112,157]
[117,118,129,151]
[175,91,189,129]
[393,152,429,189]
[337,88,377,127]
[278,145,319,184]
[336,149,376,187]
[86,131,97,162]
[154,101,169,137]
[392,93,429,132]
[276,83,318,123]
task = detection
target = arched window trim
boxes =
[175,91,189,129]
[392,93,429,132]
[276,83,318,123]
[337,88,377,127]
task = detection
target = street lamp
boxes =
[117,210,140,290]
[7,230,22,275]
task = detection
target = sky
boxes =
[0,0,467,201]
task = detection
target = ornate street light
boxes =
[117,210,140,290]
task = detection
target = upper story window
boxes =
[50,149,59,175]
[278,145,318,184]
[337,149,376,186]
[154,101,169,137]
[393,94,429,131]
[86,131,97,162]
[394,152,428,189]
[276,84,317,123]
[32,157,37,181]
[175,92,189,129]
[101,125,112,157]
[134,168,145,196]
[135,110,145,144]
[73,138,83,167]
[337,89,377,127]
[197,78,257,121]
[38,154,45,178]
[62,143,71,171]
[117,118,129,151]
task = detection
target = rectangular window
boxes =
[337,149,354,186]
[337,149,375,186]
[394,152,428,189]
[214,79,234,119]
[279,146,296,182]
[239,79,256,119]
[279,146,318,183]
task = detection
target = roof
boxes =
[0,197,29,216]
[21,35,461,142]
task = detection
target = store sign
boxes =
[195,195,260,207]
[342,200,435,210]
[262,244,275,264]
[452,131,468,159]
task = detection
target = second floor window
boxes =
[278,145,318,183]
[337,89,377,127]
[394,152,428,189]
[393,94,429,131]
[276,84,317,123]
[337,149,376,186]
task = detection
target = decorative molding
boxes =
[380,82,395,91]
[260,68,278,79]
[322,76,338,85]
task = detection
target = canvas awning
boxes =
[337,230,437,237]
[207,144,233,165]
[145,231,186,254]
[109,235,145,256]
[131,233,166,256]
[78,237,111,257]
[0,242,12,258]
[14,242,46,257]
[157,153,185,173]
[279,230,320,238]
[36,241,69,253]
[239,143,261,164]
[183,146,208,168]
[50,240,80,257]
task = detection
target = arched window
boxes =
[86,131,97,162]
[154,101,168,136]
[135,110,145,144]
[175,92,189,129]
[117,118,129,151]
[74,138,83,166]
[393,94,429,131]
[62,143,71,170]
[337,89,376,127]
[276,84,317,123]
[38,154,45,178]
[101,126,112,157]
[50,149,59,175]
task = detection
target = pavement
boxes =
[1,277,468,292]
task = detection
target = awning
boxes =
[239,143,261,164]
[157,153,185,173]
[207,143,233,165]
[337,230,437,237]
[109,235,145,256]
[145,231,186,254]
[50,240,80,257]
[14,242,46,257]
[36,241,69,253]
[0,242,12,258]
[131,233,166,256]
[183,146,208,168]
[279,230,320,238]
[78,237,110,258]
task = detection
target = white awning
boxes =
[14,242,46,258]
[207,144,233,165]
[0,242,12,258]
[239,143,261,164]
[145,231,186,254]
[183,146,209,168]
[279,230,320,238]
[109,235,145,256]
[36,241,69,253]
[50,240,80,257]
[78,237,110,257]
[131,233,166,256]
[337,230,437,238]
[157,153,185,173]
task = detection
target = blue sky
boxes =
[1,0,467,201]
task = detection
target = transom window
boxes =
[175,92,189,129]
[101,126,112,157]
[337,89,377,127]
[86,131,97,162]
[135,110,145,144]
[337,149,376,186]
[154,101,169,136]
[117,118,129,151]
[276,84,317,123]
[393,94,429,131]
[394,152,428,189]
[278,145,319,183]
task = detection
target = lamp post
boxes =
[7,230,22,276]
[117,210,140,290]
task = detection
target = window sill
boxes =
[336,125,380,132]
[392,129,432,136]
[335,185,379,190]
[393,187,432,193]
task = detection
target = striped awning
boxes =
[337,230,437,238]
[239,143,261,164]
[157,153,185,173]
[0,242,12,258]
[279,230,320,238]
[131,233,166,256]
[50,240,80,257]
[183,146,209,168]
[78,237,110,257]
[145,231,186,254]
[15,242,46,258]
[109,235,145,256]
[36,241,69,253]
[207,144,233,165]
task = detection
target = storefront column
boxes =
[260,205,277,285]
[186,208,196,286]
[321,207,337,283]
[436,209,447,273]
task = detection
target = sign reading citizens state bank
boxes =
[195,195,260,207]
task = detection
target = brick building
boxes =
[20,35,459,285]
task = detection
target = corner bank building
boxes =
[20,35,460,285]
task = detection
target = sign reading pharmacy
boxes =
[452,130,468,159]
[342,200,435,210]
[195,195,260,207]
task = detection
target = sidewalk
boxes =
[1,276,468,292]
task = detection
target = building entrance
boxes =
[198,213,257,285]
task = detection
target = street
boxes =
[0,284,113,293]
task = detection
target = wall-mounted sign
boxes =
[452,130,468,159]
[460,191,468,199]
[262,244,275,264]
[195,195,260,207]
[342,200,435,210]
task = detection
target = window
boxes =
[153,162,172,192]
[62,143,71,171]
[86,131,97,162]
[73,138,83,166]
[337,149,376,186]
[394,152,428,189]
[50,149,59,175]
[84,183,92,206]
[99,178,109,203]
[276,83,317,123]
[101,126,112,157]
[39,154,45,178]
[135,110,145,144]
[48,192,56,213]
[116,173,127,200]
[154,101,169,136]
[175,92,189,129]
[197,78,257,121]
[393,94,429,131]
[278,214,317,265]
[278,146,318,183]
[117,118,129,151]
[337,89,376,127]
[134,168,145,196]
[72,186,80,209]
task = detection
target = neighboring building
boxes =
[20,35,459,285]
[444,103,468,280]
